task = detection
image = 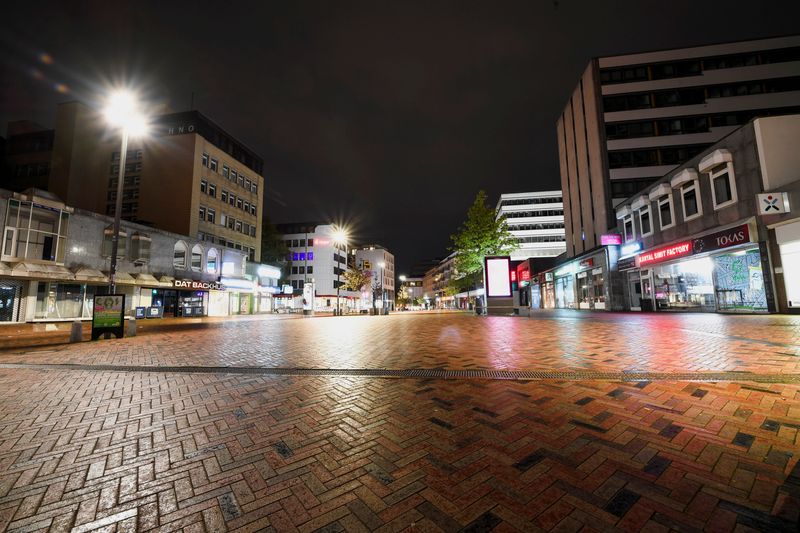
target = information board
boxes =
[91,294,125,340]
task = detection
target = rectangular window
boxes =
[292,266,298,274]
[230,169,237,182]
[242,223,249,235]
[238,175,245,187]
[221,190,228,202]
[300,239,306,247]
[236,198,243,209]
[199,206,206,221]
[201,153,209,167]
[249,226,256,237]
[709,164,737,209]
[251,182,257,194]
[235,221,242,232]
[292,239,299,247]
[308,238,314,247]
[208,184,216,197]
[639,206,652,237]
[245,179,251,190]
[307,251,313,260]
[299,266,305,274]
[658,195,674,230]
[131,233,151,263]
[250,205,256,216]
[299,252,306,261]
[228,217,235,230]
[200,180,207,194]
[681,181,702,220]
[222,165,229,178]
[210,158,218,172]
[623,214,635,242]
[207,209,216,224]
[293,252,299,261]
[244,201,250,212]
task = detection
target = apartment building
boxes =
[496,191,567,260]
[558,35,800,257]
[354,244,396,310]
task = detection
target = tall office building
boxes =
[558,35,800,257]
[48,102,264,260]
[495,191,566,260]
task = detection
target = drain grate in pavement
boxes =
[0,362,799,383]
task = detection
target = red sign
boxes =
[521,270,531,282]
[601,234,622,245]
[510,271,517,282]
[579,258,594,269]
[637,241,693,267]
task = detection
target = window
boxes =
[299,266,305,274]
[299,252,306,261]
[238,175,245,187]
[235,220,242,232]
[245,179,251,190]
[207,209,216,224]
[639,205,652,237]
[199,206,206,221]
[681,181,702,220]
[131,233,151,263]
[200,180,207,194]
[307,252,313,260]
[229,194,235,206]
[242,223,249,235]
[221,190,228,202]
[227,217,235,230]
[250,205,256,216]
[244,201,250,212]
[206,248,219,274]
[230,169,237,182]
[191,244,203,271]
[102,227,127,258]
[236,198,243,210]
[210,158,218,172]
[623,214,635,242]
[307,266,313,274]
[173,241,188,269]
[292,266,298,274]
[202,153,209,167]
[300,239,306,247]
[251,182,257,194]
[292,239,299,247]
[222,165,229,178]
[293,252,299,261]
[249,226,256,237]
[208,184,216,198]
[708,164,737,209]
[658,195,675,230]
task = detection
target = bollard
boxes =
[126,318,137,337]
[69,320,83,343]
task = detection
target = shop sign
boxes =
[521,270,531,282]
[134,307,146,319]
[545,272,553,282]
[617,256,637,271]
[601,234,622,245]
[220,277,255,291]
[620,241,642,257]
[166,123,196,135]
[173,279,224,291]
[757,193,790,215]
[282,284,293,294]
[91,294,125,340]
[692,224,750,254]
[636,241,693,267]
[579,258,594,269]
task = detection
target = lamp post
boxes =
[378,261,386,314]
[103,91,147,293]
[333,228,348,316]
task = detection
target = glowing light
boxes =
[54,83,69,94]
[104,90,149,137]
[332,228,348,245]
[39,53,54,65]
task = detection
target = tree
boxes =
[340,267,371,292]
[450,190,517,307]
[396,284,410,310]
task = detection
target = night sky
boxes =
[2,1,799,274]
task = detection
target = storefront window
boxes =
[2,199,70,263]
[577,272,590,309]
[592,270,605,308]
[714,249,766,311]
[555,276,575,309]
[651,257,715,311]
[35,282,94,320]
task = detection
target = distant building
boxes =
[1,121,54,192]
[42,102,263,261]
[558,35,800,257]
[276,222,359,312]
[401,276,424,303]
[496,191,567,260]
[354,244,396,311]
[422,252,457,308]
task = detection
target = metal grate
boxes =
[0,363,799,383]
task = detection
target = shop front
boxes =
[775,220,800,310]
[542,272,555,309]
[151,280,222,317]
[632,223,773,313]
[551,251,609,310]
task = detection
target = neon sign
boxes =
[636,241,693,267]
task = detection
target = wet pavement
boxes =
[0,311,798,532]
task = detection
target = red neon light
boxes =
[510,271,517,281]
[521,270,531,282]
[637,241,693,267]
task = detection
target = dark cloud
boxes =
[2,0,799,272]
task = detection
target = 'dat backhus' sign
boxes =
[173,280,225,291]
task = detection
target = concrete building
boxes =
[558,35,800,257]
[276,223,360,312]
[496,191,567,260]
[1,121,54,192]
[354,245,395,311]
[0,188,275,323]
[422,253,457,308]
[46,102,263,261]
[612,114,800,314]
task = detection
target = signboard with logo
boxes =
[485,256,512,298]
[579,258,594,269]
[692,224,751,254]
[757,193,790,215]
[617,256,637,271]
[147,306,163,318]
[636,241,693,267]
[91,294,125,340]
[134,307,146,319]
[173,280,224,291]
[601,234,622,245]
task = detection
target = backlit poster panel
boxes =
[485,256,512,297]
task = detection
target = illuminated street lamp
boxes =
[103,90,148,293]
[332,227,348,316]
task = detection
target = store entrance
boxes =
[152,289,178,317]
[628,272,643,311]
[0,283,20,322]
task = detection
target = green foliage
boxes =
[450,190,516,275]
[341,267,371,292]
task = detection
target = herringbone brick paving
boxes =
[0,312,799,531]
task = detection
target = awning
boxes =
[112,271,136,285]
[74,268,107,282]
[134,273,159,285]
[10,262,74,280]
[0,262,11,276]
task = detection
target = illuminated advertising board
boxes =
[636,241,693,267]
[600,234,622,245]
[485,256,512,298]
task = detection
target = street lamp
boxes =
[378,261,386,314]
[104,90,148,293]
[332,227,348,316]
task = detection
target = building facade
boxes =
[496,191,567,260]
[613,114,800,314]
[558,35,800,258]
[0,188,278,323]
[354,245,396,311]
[1,121,54,192]
[46,103,263,261]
